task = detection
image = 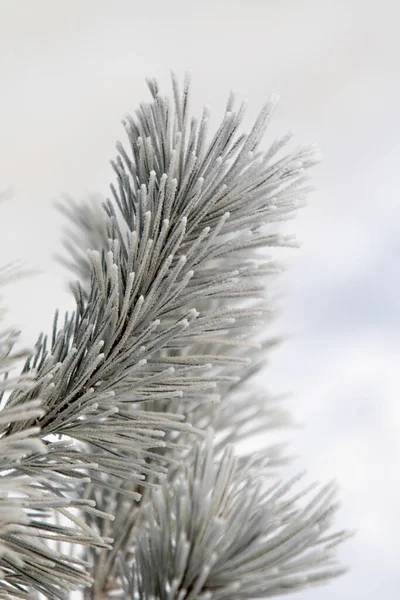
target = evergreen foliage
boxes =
[0,74,349,599]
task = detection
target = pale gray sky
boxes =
[0,1,399,598]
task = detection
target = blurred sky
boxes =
[0,1,399,598]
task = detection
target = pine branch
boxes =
[46,73,326,595]
[1,73,350,599]
[119,437,350,600]
[6,73,316,491]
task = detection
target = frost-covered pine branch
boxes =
[0,74,350,599]
[120,437,349,600]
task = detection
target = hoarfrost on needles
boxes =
[0,73,349,599]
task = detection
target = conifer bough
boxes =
[0,73,349,599]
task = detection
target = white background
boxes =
[0,1,399,598]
